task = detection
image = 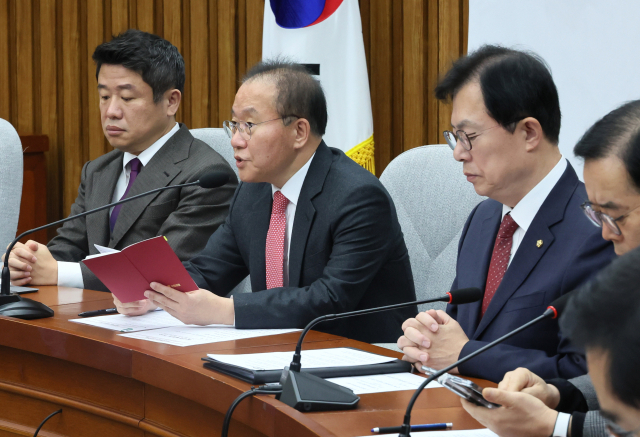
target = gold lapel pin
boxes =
[536,240,543,248]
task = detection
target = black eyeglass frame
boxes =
[443,117,527,151]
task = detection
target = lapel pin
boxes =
[536,240,543,248]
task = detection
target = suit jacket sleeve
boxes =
[235,184,399,328]
[456,229,612,381]
[48,161,92,263]
[184,183,251,295]
[447,203,479,318]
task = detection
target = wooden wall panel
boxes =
[2,0,467,239]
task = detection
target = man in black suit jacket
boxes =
[5,30,236,291]
[116,59,417,343]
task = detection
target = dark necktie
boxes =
[265,191,289,289]
[109,158,142,233]
[482,213,519,316]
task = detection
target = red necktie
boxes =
[482,213,519,316]
[265,191,289,289]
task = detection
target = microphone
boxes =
[396,292,573,436]
[0,171,230,319]
[276,288,482,412]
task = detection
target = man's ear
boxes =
[520,117,544,152]
[165,89,182,117]
[292,117,312,150]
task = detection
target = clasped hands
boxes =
[113,282,235,326]
[2,240,57,285]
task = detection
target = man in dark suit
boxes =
[5,30,237,292]
[462,100,640,437]
[397,45,615,382]
[115,59,417,343]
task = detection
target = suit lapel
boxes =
[249,185,273,292]
[472,164,579,339]
[464,205,501,333]
[110,125,191,248]
[287,143,331,286]
[86,156,122,248]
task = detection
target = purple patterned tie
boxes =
[109,158,142,233]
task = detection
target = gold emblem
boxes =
[536,240,543,248]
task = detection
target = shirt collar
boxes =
[121,122,180,170]
[271,153,316,206]
[502,156,567,232]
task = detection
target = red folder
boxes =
[82,236,198,303]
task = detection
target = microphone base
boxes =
[0,295,54,319]
[276,370,359,412]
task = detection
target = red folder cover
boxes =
[82,236,198,303]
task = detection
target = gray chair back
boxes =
[0,119,23,251]
[380,145,483,312]
[190,127,251,295]
[190,128,238,176]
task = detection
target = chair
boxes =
[380,145,484,313]
[190,128,238,176]
[190,127,251,295]
[0,119,23,252]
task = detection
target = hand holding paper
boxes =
[145,282,235,325]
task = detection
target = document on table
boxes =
[70,309,183,332]
[326,372,442,394]
[120,325,301,346]
[357,429,498,437]
[206,347,396,370]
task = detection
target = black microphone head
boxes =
[198,172,230,189]
[447,288,483,305]
[547,291,574,319]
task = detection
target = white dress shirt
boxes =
[501,156,567,266]
[57,123,180,288]
[270,153,315,287]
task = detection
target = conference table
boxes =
[0,287,490,436]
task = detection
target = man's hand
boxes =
[144,282,235,325]
[461,388,559,437]
[498,367,561,409]
[3,240,58,285]
[397,309,469,373]
[113,294,158,316]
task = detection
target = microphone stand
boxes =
[276,289,482,412]
[0,181,203,319]
[397,307,558,436]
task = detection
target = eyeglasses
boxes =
[603,417,640,437]
[580,201,640,236]
[223,116,300,140]
[443,125,501,151]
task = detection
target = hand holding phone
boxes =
[422,366,500,408]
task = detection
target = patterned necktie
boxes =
[109,158,143,233]
[265,191,290,289]
[481,213,519,317]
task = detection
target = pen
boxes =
[78,308,118,317]
[371,423,452,433]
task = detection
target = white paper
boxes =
[326,372,441,395]
[94,244,118,254]
[357,429,497,437]
[120,325,301,346]
[206,347,396,370]
[70,309,183,332]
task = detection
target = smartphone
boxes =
[10,285,39,294]
[422,366,500,409]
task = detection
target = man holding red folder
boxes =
[115,59,417,343]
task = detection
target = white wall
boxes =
[469,0,640,177]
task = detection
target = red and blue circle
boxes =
[270,0,344,29]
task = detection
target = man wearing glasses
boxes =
[461,100,640,437]
[397,45,615,383]
[114,59,417,343]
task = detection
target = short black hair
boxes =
[560,247,640,409]
[243,58,327,137]
[435,45,561,144]
[92,29,185,103]
[574,100,640,192]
